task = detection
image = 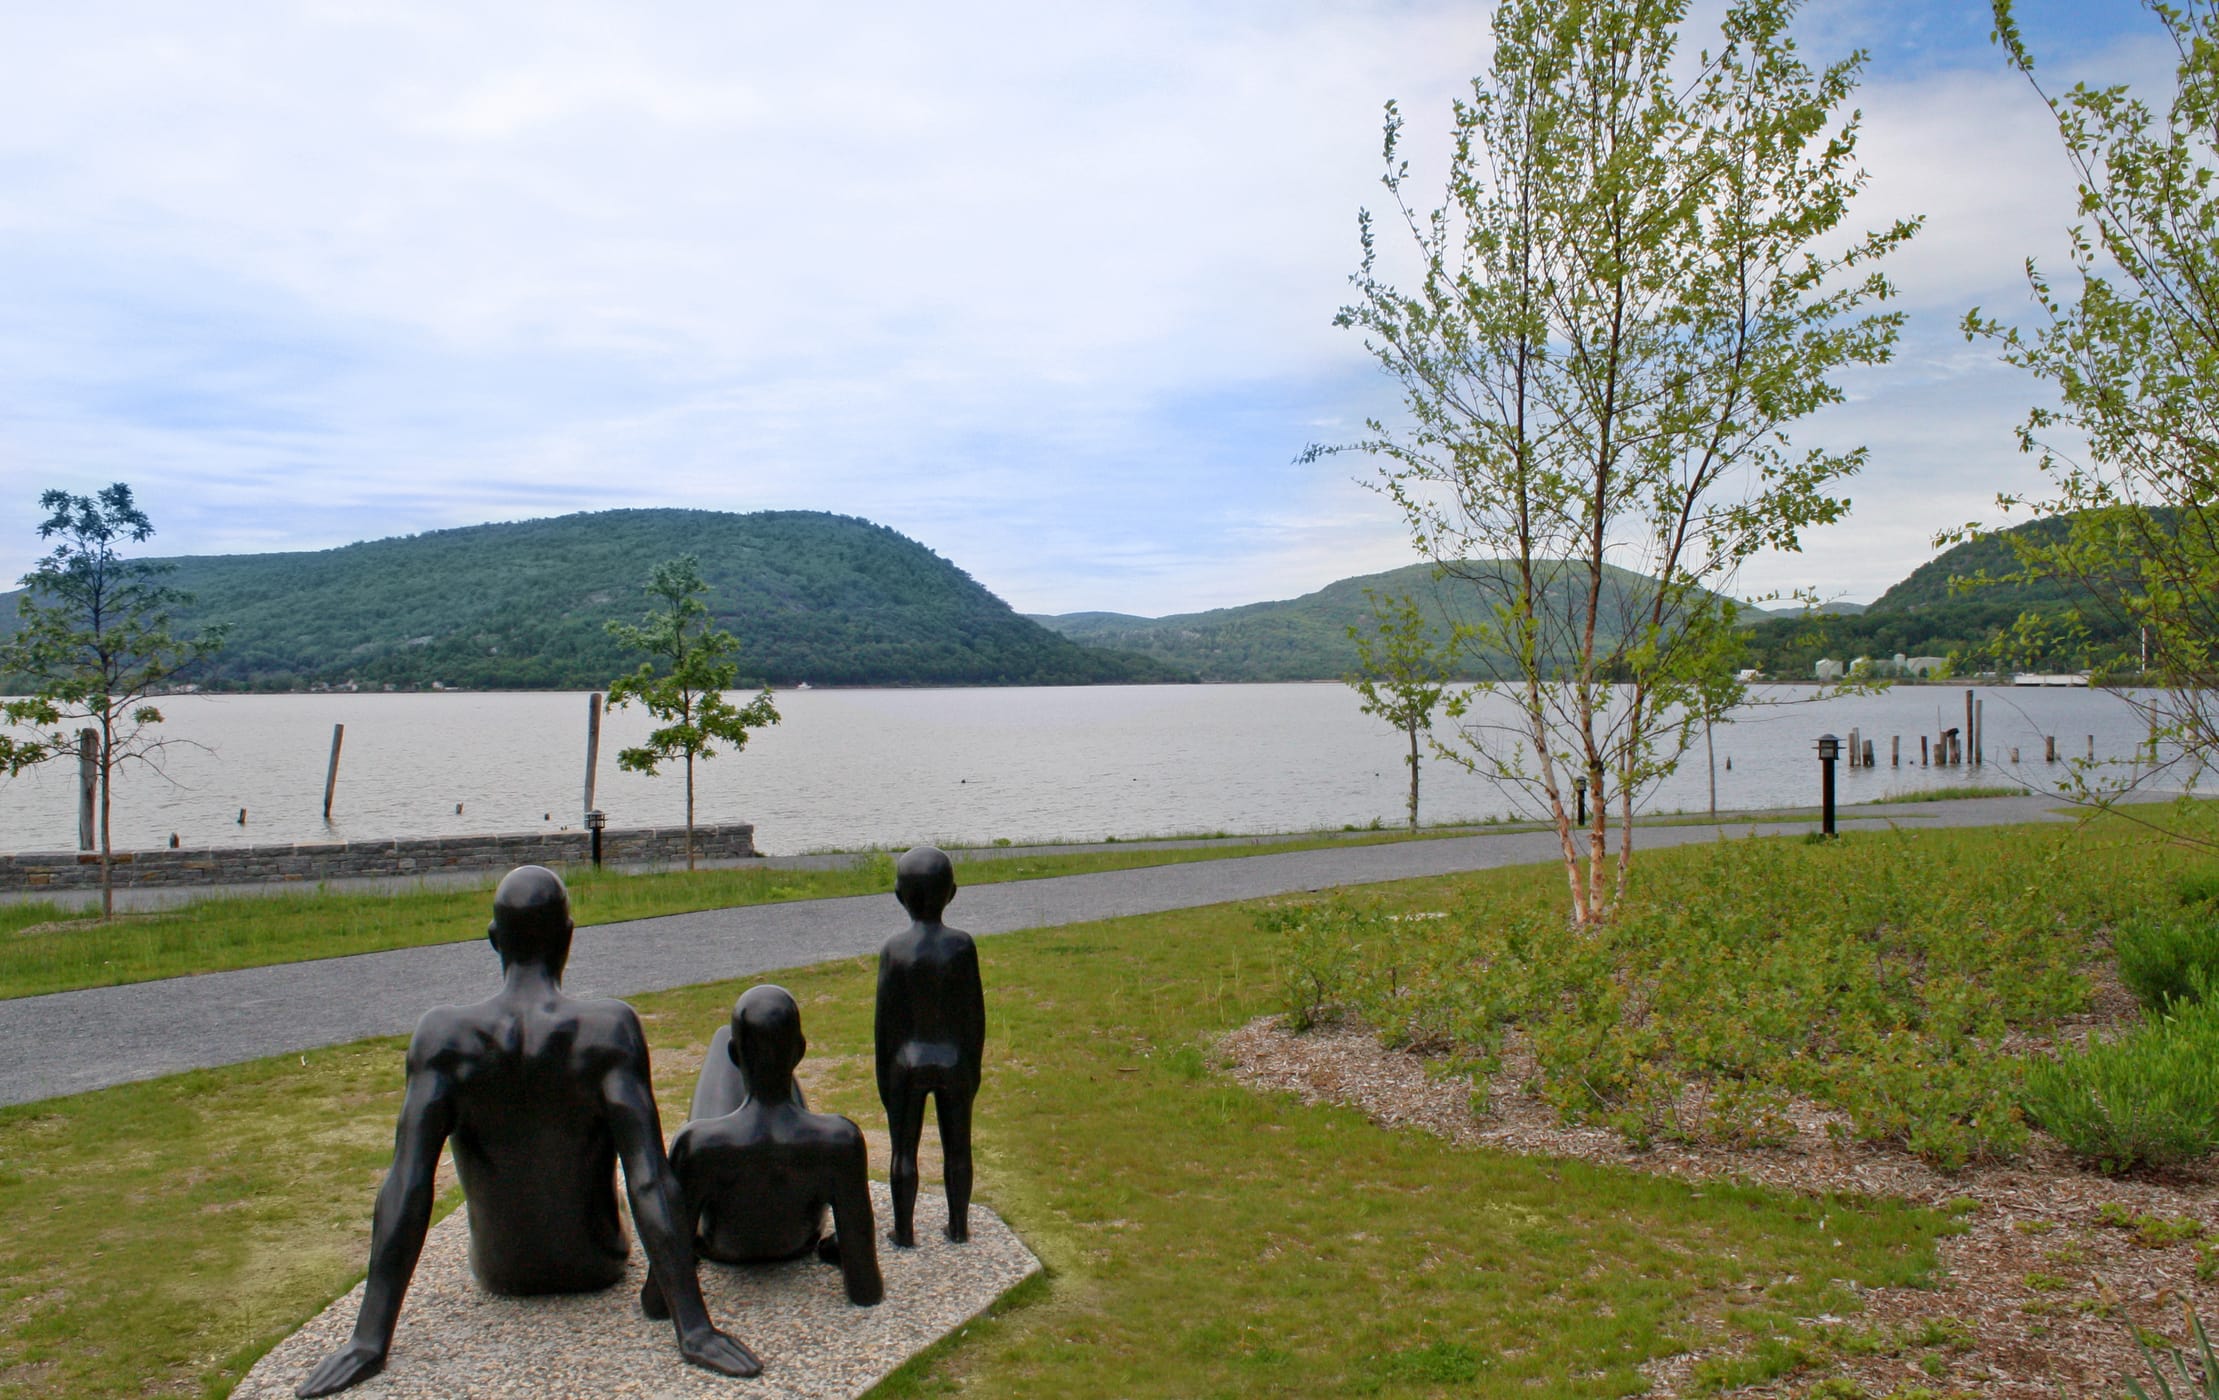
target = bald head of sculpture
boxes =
[893,845,955,922]
[730,984,805,1101]
[487,865,574,974]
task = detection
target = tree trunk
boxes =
[1405,720,1421,830]
[98,716,114,920]
[684,751,697,872]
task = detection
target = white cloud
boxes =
[0,0,2186,618]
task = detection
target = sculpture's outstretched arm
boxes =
[295,1061,456,1397]
[829,1134,885,1306]
[638,1133,703,1322]
[603,1051,761,1378]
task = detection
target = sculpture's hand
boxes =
[295,1340,386,1398]
[679,1324,762,1378]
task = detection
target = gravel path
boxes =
[0,795,2097,1107]
[232,1187,1036,1400]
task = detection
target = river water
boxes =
[0,684,2181,857]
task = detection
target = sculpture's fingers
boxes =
[295,1344,383,1398]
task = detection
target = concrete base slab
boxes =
[233,1186,1036,1399]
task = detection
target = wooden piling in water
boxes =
[1849,728,1860,768]
[322,723,345,821]
[1975,699,1984,767]
[1892,735,1900,767]
[2046,735,2056,763]
[1921,735,1929,766]
[583,692,603,815]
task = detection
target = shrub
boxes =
[2116,913,2219,1011]
[2123,1303,2219,1400]
[2023,998,2219,1173]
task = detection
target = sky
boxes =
[0,0,2176,617]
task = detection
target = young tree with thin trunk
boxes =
[1345,588,1457,830]
[0,485,225,918]
[605,556,778,871]
[1964,0,2219,808]
[1314,0,1915,924]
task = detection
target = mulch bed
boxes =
[1219,1015,2213,1399]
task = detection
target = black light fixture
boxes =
[1815,735,1841,837]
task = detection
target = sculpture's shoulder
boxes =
[879,923,923,965]
[922,923,979,972]
[563,996,650,1063]
[404,1000,493,1070]
[884,922,976,971]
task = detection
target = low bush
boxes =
[1268,818,2199,1168]
[2022,998,2219,1173]
[2115,913,2219,1011]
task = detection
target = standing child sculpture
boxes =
[875,845,985,1247]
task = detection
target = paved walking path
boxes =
[0,795,2116,1107]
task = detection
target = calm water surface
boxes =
[0,684,2181,856]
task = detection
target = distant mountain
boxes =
[1032,560,1719,682]
[1738,513,2135,674]
[0,509,1187,691]
[1031,512,2133,684]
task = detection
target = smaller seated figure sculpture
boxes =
[296,866,757,1398]
[642,984,883,1311]
[876,845,986,1248]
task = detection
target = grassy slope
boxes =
[0,838,1978,1400]
[0,831,1461,1001]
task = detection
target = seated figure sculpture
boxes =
[875,846,986,1248]
[640,984,884,1313]
[296,866,758,1398]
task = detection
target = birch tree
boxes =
[0,485,225,918]
[1317,0,1915,924]
[606,555,778,871]
[1966,0,2219,800]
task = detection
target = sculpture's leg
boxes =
[639,1264,670,1320]
[937,1088,973,1243]
[886,1083,927,1248]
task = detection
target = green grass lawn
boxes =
[0,847,1964,1400]
[0,828,1467,1001]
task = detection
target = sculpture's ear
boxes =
[796,1031,807,1065]
[947,881,958,907]
[727,1027,744,1067]
[486,921,500,952]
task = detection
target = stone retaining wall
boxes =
[0,823,757,893]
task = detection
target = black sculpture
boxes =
[875,846,986,1248]
[640,984,884,1313]
[296,866,758,1397]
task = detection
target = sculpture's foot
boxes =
[944,1220,970,1244]
[816,1233,843,1266]
[888,1227,917,1249]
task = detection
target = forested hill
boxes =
[0,509,1188,691]
[1033,560,1705,682]
[1737,513,2137,676]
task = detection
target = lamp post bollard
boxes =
[1573,777,1587,827]
[1816,734,1840,837]
[586,809,607,868]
